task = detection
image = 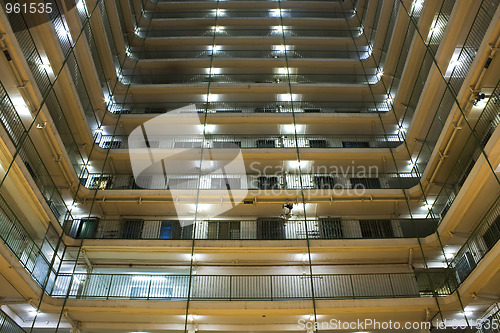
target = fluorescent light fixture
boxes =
[273,44,291,52]
[213,9,225,16]
[213,25,225,33]
[289,160,309,169]
[277,93,301,102]
[277,67,289,75]
[209,45,220,53]
[14,102,31,116]
[269,8,282,17]
[204,94,219,102]
[209,67,221,75]
[280,124,305,134]
[272,25,284,33]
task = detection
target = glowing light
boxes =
[412,0,424,11]
[277,67,289,75]
[14,102,31,116]
[278,93,301,102]
[209,45,220,53]
[213,25,225,33]
[213,9,226,16]
[269,8,282,17]
[272,25,284,34]
[377,69,384,79]
[289,160,309,169]
[204,94,219,102]
[209,67,221,75]
[280,124,305,134]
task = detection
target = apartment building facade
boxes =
[0,0,499,332]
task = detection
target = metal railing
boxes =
[95,133,403,150]
[130,49,370,60]
[0,310,26,333]
[134,28,363,38]
[120,73,379,85]
[64,217,437,240]
[50,272,425,300]
[109,101,390,114]
[79,172,420,190]
[450,196,500,284]
[146,10,354,19]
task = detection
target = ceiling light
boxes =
[269,8,282,17]
[272,25,284,33]
[213,9,225,16]
[277,67,289,75]
[209,45,220,53]
[213,25,225,33]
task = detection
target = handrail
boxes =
[65,217,436,240]
[0,310,26,333]
[94,133,403,150]
[49,272,433,300]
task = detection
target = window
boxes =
[101,140,122,149]
[257,218,285,239]
[256,139,275,148]
[160,221,181,239]
[303,108,321,113]
[319,218,343,238]
[75,218,99,239]
[314,176,336,189]
[122,219,144,239]
[482,216,500,251]
[211,177,241,190]
[359,220,393,238]
[342,141,370,148]
[309,139,327,148]
[350,178,380,189]
[212,141,241,148]
[255,107,276,113]
[258,176,279,189]
[208,221,241,239]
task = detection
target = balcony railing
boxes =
[95,134,403,150]
[134,28,363,38]
[80,172,420,191]
[146,10,354,19]
[0,310,25,332]
[120,73,379,85]
[64,217,437,240]
[109,101,390,114]
[130,49,370,60]
[50,272,435,300]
